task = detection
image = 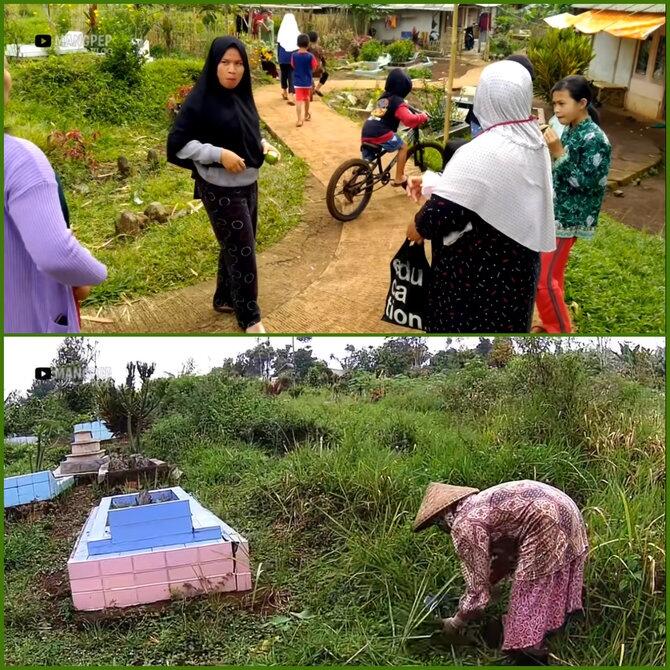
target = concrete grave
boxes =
[4,470,74,508]
[55,425,109,476]
[68,487,252,610]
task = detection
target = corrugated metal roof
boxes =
[572,4,666,14]
[371,4,499,10]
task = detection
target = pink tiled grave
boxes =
[67,487,251,610]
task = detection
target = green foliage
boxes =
[9,55,203,126]
[99,35,145,88]
[566,214,664,334]
[3,350,665,665]
[6,53,308,308]
[96,362,161,449]
[407,65,432,80]
[527,28,594,103]
[489,34,521,59]
[387,39,415,65]
[359,39,383,62]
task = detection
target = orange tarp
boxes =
[545,10,665,40]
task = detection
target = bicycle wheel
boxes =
[326,158,375,222]
[407,141,446,173]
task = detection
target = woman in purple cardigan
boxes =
[4,61,107,333]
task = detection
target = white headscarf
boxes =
[427,61,555,253]
[277,13,300,52]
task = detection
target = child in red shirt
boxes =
[291,34,318,126]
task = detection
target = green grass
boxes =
[3,360,665,665]
[326,91,664,335]
[6,56,309,307]
[566,213,665,334]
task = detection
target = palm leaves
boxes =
[528,28,594,102]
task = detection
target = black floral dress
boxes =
[415,195,540,333]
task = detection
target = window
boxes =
[653,36,665,81]
[635,35,652,75]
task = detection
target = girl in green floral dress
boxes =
[537,75,611,333]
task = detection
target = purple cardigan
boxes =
[4,134,107,333]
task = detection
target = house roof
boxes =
[371,4,499,12]
[547,7,665,39]
[572,4,666,14]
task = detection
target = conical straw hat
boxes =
[413,482,479,532]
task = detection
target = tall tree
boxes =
[97,361,161,450]
[377,337,429,376]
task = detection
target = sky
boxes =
[3,336,664,397]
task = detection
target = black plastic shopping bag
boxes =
[381,239,431,331]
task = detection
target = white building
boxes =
[551,4,666,120]
[370,4,498,45]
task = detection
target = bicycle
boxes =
[326,109,445,222]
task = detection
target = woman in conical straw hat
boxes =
[414,480,588,664]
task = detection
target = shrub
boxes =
[527,28,594,102]
[387,39,415,64]
[143,413,198,463]
[9,54,202,127]
[489,35,521,58]
[360,39,383,62]
[349,34,371,59]
[408,66,432,80]
[99,35,145,88]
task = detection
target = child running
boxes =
[361,69,428,187]
[538,75,611,333]
[291,33,318,127]
[308,31,328,98]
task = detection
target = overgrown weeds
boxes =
[4,356,664,665]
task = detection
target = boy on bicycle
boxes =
[361,69,428,188]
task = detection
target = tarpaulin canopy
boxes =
[544,10,666,40]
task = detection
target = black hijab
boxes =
[383,68,413,100]
[167,36,264,172]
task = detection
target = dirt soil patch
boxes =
[603,172,665,235]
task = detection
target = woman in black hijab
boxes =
[168,36,279,334]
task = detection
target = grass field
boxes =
[4,354,665,665]
[5,54,309,308]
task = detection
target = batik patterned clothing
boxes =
[450,480,588,650]
[415,196,540,333]
[552,118,611,240]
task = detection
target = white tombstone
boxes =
[57,31,87,54]
[4,44,49,58]
[131,38,153,63]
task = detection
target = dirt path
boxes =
[83,84,418,334]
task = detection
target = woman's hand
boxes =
[220,148,246,173]
[407,219,424,243]
[262,140,281,160]
[543,127,565,159]
[407,176,423,204]
[442,613,467,635]
[73,286,91,302]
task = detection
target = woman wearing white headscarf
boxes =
[406,60,555,333]
[277,13,300,105]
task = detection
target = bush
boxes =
[9,54,202,127]
[99,35,145,88]
[359,39,383,62]
[527,28,594,102]
[408,66,432,80]
[489,35,521,58]
[387,39,415,64]
[143,413,198,463]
